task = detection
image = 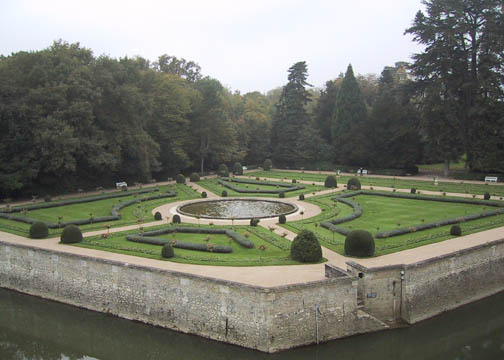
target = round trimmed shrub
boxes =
[44,195,52,202]
[290,230,322,263]
[189,172,200,182]
[484,192,491,200]
[176,174,186,184]
[299,194,305,200]
[60,225,83,244]
[450,225,462,236]
[218,164,229,177]
[161,244,174,258]
[344,230,375,257]
[201,191,207,198]
[279,192,285,198]
[233,162,243,175]
[324,175,337,188]
[250,218,260,226]
[292,179,297,183]
[222,190,228,197]
[154,211,162,221]
[263,159,272,171]
[410,188,416,194]
[279,214,286,224]
[172,214,181,224]
[347,177,361,190]
[29,221,49,239]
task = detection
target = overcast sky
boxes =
[1,0,425,93]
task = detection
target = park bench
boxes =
[485,176,498,183]
[362,169,368,175]
[115,181,128,189]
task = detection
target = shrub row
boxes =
[217,178,304,194]
[0,191,177,229]
[0,188,160,214]
[130,226,255,249]
[127,235,233,253]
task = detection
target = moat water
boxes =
[1,287,503,360]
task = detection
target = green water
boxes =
[1,287,503,359]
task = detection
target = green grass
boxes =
[281,191,504,257]
[76,223,308,266]
[247,170,504,197]
[417,161,467,171]
[198,178,325,198]
[0,184,200,237]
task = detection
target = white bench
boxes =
[362,169,368,175]
[116,181,128,189]
[485,176,498,183]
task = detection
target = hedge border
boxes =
[217,178,305,194]
[126,226,254,249]
[320,190,504,238]
[0,190,177,229]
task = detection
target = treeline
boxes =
[1,1,503,197]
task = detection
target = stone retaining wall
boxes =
[0,240,384,352]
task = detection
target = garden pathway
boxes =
[1,176,503,287]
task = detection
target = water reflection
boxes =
[0,288,503,360]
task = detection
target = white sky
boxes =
[0,0,425,93]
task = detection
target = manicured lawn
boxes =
[198,178,325,198]
[282,191,504,256]
[76,223,307,266]
[246,170,504,197]
[0,184,200,237]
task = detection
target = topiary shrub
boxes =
[279,192,285,198]
[292,179,297,183]
[172,214,181,224]
[201,191,207,198]
[222,190,228,197]
[299,194,305,200]
[263,159,272,171]
[189,172,200,182]
[324,175,337,188]
[250,218,260,226]
[60,225,83,244]
[347,177,361,190]
[44,195,52,202]
[290,230,322,263]
[279,214,286,224]
[344,230,375,257]
[484,192,491,200]
[29,221,49,239]
[233,162,243,175]
[161,244,174,258]
[218,164,229,177]
[450,225,462,236]
[411,188,416,194]
[176,174,186,184]
[154,211,162,221]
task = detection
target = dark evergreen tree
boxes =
[271,61,312,167]
[406,0,504,174]
[332,64,369,166]
[313,79,341,144]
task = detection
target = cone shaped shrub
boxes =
[172,214,181,224]
[154,212,162,221]
[30,221,49,239]
[201,191,207,198]
[299,194,305,200]
[279,214,286,224]
[290,230,322,263]
[233,162,243,175]
[484,192,491,200]
[263,159,272,171]
[344,230,374,257]
[347,177,361,190]
[324,175,337,188]
[250,218,260,226]
[222,190,228,197]
[60,225,83,244]
[161,244,174,258]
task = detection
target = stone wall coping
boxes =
[346,237,504,273]
[0,239,353,292]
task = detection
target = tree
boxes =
[313,78,341,144]
[332,64,369,165]
[368,65,422,169]
[154,54,202,82]
[406,0,504,174]
[271,61,312,167]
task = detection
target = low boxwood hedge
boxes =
[128,235,233,253]
[217,178,305,194]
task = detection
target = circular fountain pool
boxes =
[177,199,298,219]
